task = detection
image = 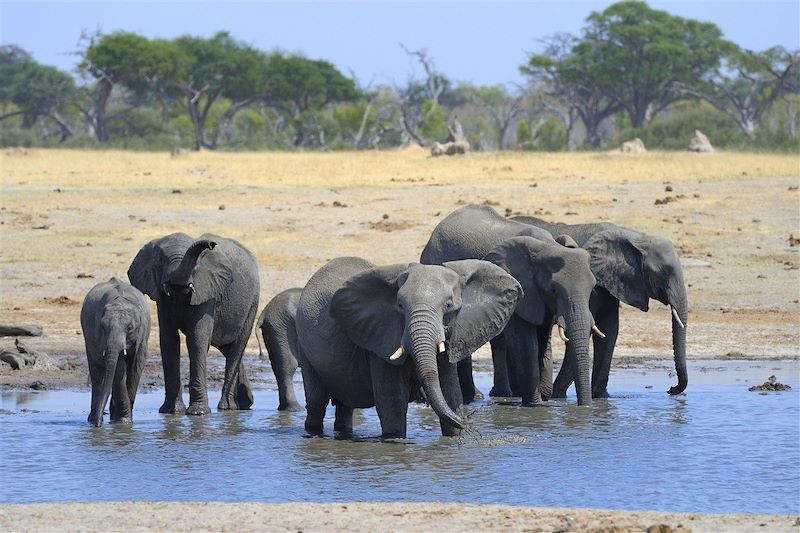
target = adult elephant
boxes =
[128,233,259,415]
[295,256,522,438]
[257,287,302,412]
[421,205,599,406]
[514,217,688,398]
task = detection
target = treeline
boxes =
[1,1,798,152]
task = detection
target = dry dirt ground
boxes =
[1,148,798,531]
[0,502,797,533]
[1,148,798,389]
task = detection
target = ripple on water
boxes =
[0,360,798,513]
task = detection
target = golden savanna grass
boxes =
[1,147,798,359]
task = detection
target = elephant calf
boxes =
[80,277,150,427]
[257,288,302,411]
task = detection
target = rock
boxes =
[620,137,646,153]
[170,148,188,157]
[688,129,714,153]
[788,234,800,247]
[1,349,25,370]
[0,324,42,337]
[748,375,791,392]
[29,380,47,390]
[430,142,445,157]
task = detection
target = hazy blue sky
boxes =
[2,1,798,87]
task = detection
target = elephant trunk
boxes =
[91,348,119,427]
[168,239,216,285]
[668,289,689,395]
[564,302,592,406]
[407,311,463,430]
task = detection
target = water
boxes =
[1,360,798,514]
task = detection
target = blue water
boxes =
[1,360,798,514]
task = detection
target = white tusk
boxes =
[671,306,685,329]
[557,325,569,343]
[592,325,606,338]
[389,346,404,360]
[438,341,446,353]
[188,282,194,291]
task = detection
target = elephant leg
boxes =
[489,333,513,397]
[186,312,213,416]
[438,356,463,437]
[219,302,257,411]
[157,305,185,414]
[333,404,354,434]
[551,343,573,399]
[506,317,542,406]
[110,355,132,423]
[538,324,554,401]
[369,356,410,439]
[299,360,329,435]
[264,325,301,412]
[87,357,103,425]
[591,298,619,399]
[457,357,476,404]
[126,342,146,415]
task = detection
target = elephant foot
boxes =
[592,388,610,399]
[87,412,103,427]
[304,421,324,436]
[489,386,513,398]
[186,402,211,416]
[111,416,132,425]
[473,387,484,401]
[278,401,303,412]
[159,397,187,414]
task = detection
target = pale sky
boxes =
[1,1,798,87]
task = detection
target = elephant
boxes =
[127,233,259,415]
[294,256,522,438]
[80,277,150,427]
[421,205,598,406]
[256,287,302,412]
[513,216,688,398]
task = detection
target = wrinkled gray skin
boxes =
[421,205,597,406]
[128,233,259,415]
[514,216,688,398]
[257,288,302,412]
[80,277,150,427]
[295,257,522,438]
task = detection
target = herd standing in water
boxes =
[81,204,688,437]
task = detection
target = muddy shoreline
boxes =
[0,502,796,532]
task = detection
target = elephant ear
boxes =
[442,259,523,364]
[555,234,579,248]
[127,238,165,301]
[190,246,234,305]
[584,229,649,311]
[483,236,554,326]
[330,263,413,365]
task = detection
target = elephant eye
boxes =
[445,300,454,310]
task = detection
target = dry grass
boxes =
[1,148,798,359]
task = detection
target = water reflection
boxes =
[0,360,798,514]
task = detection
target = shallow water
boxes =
[1,360,798,514]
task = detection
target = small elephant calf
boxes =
[80,277,150,427]
[257,287,303,411]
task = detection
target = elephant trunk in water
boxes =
[668,284,689,395]
[406,308,463,430]
[91,344,120,427]
[564,301,593,406]
[168,239,216,285]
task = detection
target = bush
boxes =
[522,118,567,151]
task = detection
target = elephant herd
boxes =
[80,204,688,439]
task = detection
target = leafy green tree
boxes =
[686,46,799,139]
[517,119,533,147]
[469,85,524,149]
[171,32,265,149]
[0,45,76,141]
[583,1,729,128]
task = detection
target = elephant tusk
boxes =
[592,325,606,338]
[438,341,446,353]
[557,325,569,343]
[389,346,404,361]
[188,282,194,291]
[671,306,685,329]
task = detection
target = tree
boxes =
[263,53,359,146]
[469,84,525,149]
[397,46,452,146]
[687,46,799,139]
[522,34,622,147]
[0,45,76,141]
[171,32,266,150]
[582,1,728,128]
